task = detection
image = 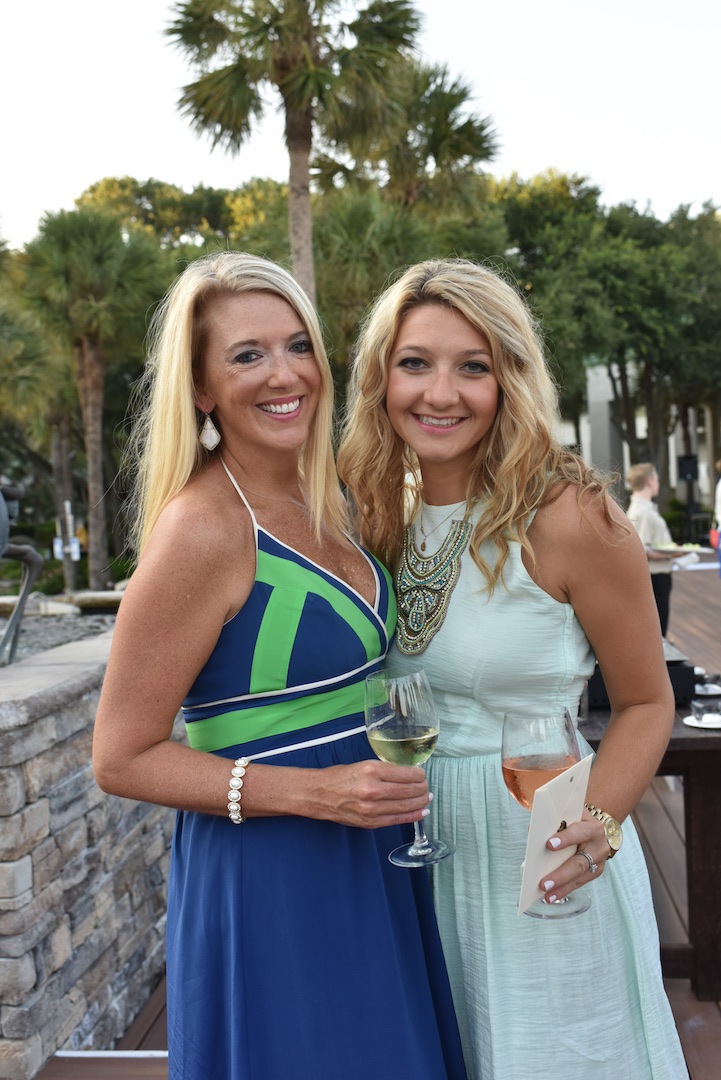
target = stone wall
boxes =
[0,633,175,1080]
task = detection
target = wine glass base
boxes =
[524,890,591,919]
[388,840,455,867]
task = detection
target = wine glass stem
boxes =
[408,817,434,856]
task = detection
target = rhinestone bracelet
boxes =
[227,757,250,824]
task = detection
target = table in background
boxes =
[581,706,721,1001]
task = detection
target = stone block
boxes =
[0,903,58,960]
[86,799,112,846]
[0,956,36,1006]
[1,974,60,1039]
[54,696,97,743]
[47,765,94,825]
[69,988,107,1046]
[0,802,49,863]
[111,848,145,903]
[75,944,115,1006]
[0,880,62,937]
[0,769,25,818]
[56,816,87,864]
[38,984,87,1055]
[58,919,116,997]
[62,850,101,922]
[31,837,62,892]
[0,889,32,914]
[22,729,92,803]
[142,829,166,869]
[0,1034,43,1080]
[59,851,90,895]
[0,857,32,900]
[72,999,122,1051]
[0,717,57,769]
[43,919,73,976]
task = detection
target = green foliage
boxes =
[226,178,291,261]
[313,187,435,384]
[77,176,235,247]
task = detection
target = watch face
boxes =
[606,820,622,849]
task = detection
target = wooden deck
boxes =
[638,555,721,1078]
[37,558,721,1078]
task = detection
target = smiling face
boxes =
[385,303,500,499]
[194,290,322,463]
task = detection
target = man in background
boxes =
[626,462,674,637]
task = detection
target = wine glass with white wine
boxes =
[502,707,590,918]
[364,669,454,867]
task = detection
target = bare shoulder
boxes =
[528,483,642,601]
[123,465,256,623]
[533,482,628,545]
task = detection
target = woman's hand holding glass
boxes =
[365,669,454,866]
[502,707,593,918]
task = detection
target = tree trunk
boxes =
[50,410,76,592]
[643,363,674,511]
[708,401,716,477]
[285,105,316,305]
[617,355,639,460]
[607,353,639,461]
[103,440,125,560]
[74,335,110,590]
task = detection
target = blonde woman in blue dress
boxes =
[338,258,687,1079]
[93,253,466,1080]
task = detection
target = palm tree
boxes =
[0,298,82,590]
[22,209,167,589]
[166,0,421,303]
[318,61,498,210]
[313,188,433,386]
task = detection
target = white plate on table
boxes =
[694,683,721,696]
[683,714,721,730]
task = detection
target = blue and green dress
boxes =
[165,471,466,1080]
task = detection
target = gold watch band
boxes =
[584,802,621,858]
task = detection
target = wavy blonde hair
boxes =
[126,251,347,556]
[338,258,615,588]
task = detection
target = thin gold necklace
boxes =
[416,498,468,552]
[220,453,309,511]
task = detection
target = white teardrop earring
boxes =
[199,414,221,451]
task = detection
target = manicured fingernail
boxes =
[547,894,557,904]
[421,808,431,817]
[428,792,434,802]
[548,837,562,849]
[543,880,555,891]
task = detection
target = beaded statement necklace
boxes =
[395,507,474,655]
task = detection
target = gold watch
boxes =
[584,803,623,859]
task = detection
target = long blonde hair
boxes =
[126,251,347,556]
[338,258,614,587]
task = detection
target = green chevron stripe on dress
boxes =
[256,550,380,660]
[249,587,306,692]
[185,681,366,752]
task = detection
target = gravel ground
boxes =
[0,613,116,662]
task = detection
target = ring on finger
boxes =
[577,849,598,875]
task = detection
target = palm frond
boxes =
[179,64,266,152]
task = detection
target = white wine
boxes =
[367,724,439,766]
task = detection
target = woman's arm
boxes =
[525,485,674,899]
[93,487,429,829]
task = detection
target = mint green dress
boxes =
[387,502,687,1080]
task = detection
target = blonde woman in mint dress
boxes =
[338,258,687,1079]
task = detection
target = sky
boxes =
[1,0,719,250]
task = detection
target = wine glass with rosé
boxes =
[365,669,454,867]
[502,707,590,918]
